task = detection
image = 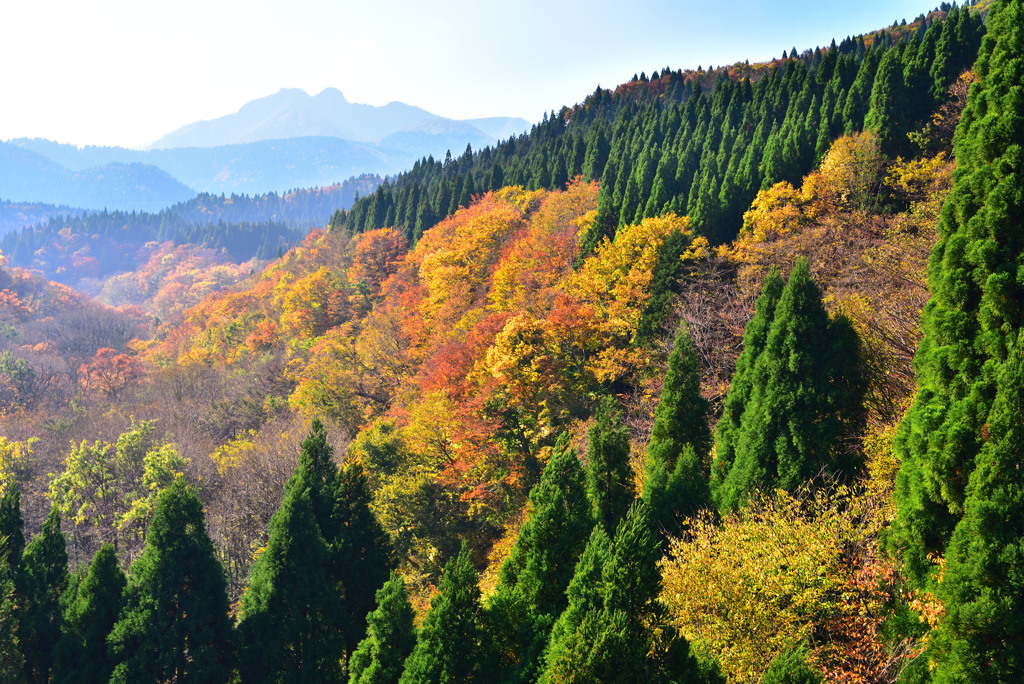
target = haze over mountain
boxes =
[150,88,529,149]
[1,89,532,211]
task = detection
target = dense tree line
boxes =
[0,174,384,286]
[337,6,982,252]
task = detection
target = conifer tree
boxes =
[0,487,23,576]
[290,420,394,653]
[927,339,1024,680]
[585,397,635,536]
[540,502,705,683]
[865,46,909,157]
[399,542,489,683]
[0,540,21,684]
[509,436,593,607]
[538,526,611,682]
[237,484,343,683]
[333,461,394,652]
[893,0,1024,584]
[52,544,126,684]
[349,572,417,684]
[711,269,785,507]
[489,437,593,682]
[108,479,235,683]
[19,506,67,684]
[760,647,821,684]
[643,322,711,534]
[715,260,860,511]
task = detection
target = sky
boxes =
[0,0,939,149]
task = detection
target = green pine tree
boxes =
[715,260,860,511]
[52,544,126,684]
[399,542,489,683]
[19,506,67,684]
[237,484,344,683]
[489,437,594,682]
[333,461,394,652]
[349,571,417,684]
[760,647,821,684]
[864,46,910,157]
[540,501,705,683]
[893,0,1024,585]
[585,397,635,536]
[108,479,236,682]
[643,321,712,535]
[926,339,1024,680]
[538,526,612,682]
[0,539,21,684]
[711,269,785,508]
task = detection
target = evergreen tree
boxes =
[643,322,712,534]
[893,0,1024,585]
[399,542,489,683]
[715,260,860,511]
[540,502,705,683]
[865,46,909,157]
[349,572,417,684]
[538,526,611,682]
[19,506,67,684]
[0,487,23,575]
[108,479,235,683]
[0,540,21,684]
[53,544,126,684]
[585,397,635,536]
[290,420,394,654]
[237,484,344,683]
[927,339,1024,680]
[333,461,395,652]
[760,647,821,684]
[489,437,593,682]
[711,269,785,507]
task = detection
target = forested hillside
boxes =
[0,174,382,293]
[1,0,1021,682]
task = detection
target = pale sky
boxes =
[0,0,937,148]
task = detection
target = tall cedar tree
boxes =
[864,45,910,157]
[333,461,394,652]
[539,525,611,683]
[349,571,417,684]
[711,269,784,507]
[539,501,707,683]
[107,479,236,683]
[237,484,344,683]
[19,507,68,684]
[0,538,21,683]
[489,437,594,682]
[714,260,860,511]
[399,542,490,683]
[643,321,712,535]
[585,396,635,536]
[293,419,394,653]
[927,339,1024,680]
[52,544,126,684]
[893,0,1024,586]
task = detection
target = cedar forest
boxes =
[0,0,1021,681]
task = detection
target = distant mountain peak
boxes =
[149,89,530,151]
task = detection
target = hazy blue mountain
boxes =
[149,88,530,148]
[3,90,531,206]
[0,142,194,212]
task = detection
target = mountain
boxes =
[0,141,195,212]
[2,89,531,206]
[149,88,530,149]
